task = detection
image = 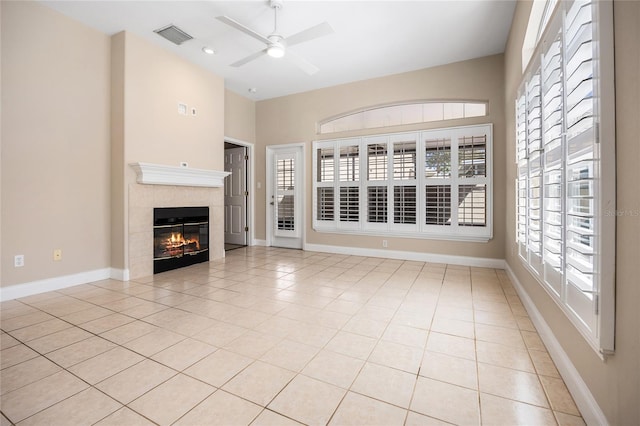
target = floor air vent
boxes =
[154,24,193,45]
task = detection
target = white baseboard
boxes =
[0,268,113,302]
[110,268,130,281]
[303,243,506,269]
[505,263,608,426]
[252,239,268,247]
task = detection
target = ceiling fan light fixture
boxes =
[216,0,333,73]
[267,43,285,58]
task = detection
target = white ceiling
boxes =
[42,1,516,101]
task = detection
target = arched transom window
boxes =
[318,101,488,134]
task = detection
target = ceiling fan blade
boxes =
[285,22,334,47]
[230,49,267,67]
[216,16,270,44]
[285,50,319,75]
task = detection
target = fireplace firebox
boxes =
[153,207,209,274]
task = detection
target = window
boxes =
[316,187,334,221]
[458,184,486,227]
[313,124,492,242]
[516,0,615,355]
[276,158,295,230]
[521,0,560,71]
[318,101,488,134]
[426,185,451,225]
[367,186,387,223]
[537,0,559,42]
[393,138,417,225]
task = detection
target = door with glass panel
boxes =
[267,145,303,249]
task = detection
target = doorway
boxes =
[224,139,252,251]
[266,144,304,249]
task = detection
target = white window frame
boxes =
[313,123,493,243]
[516,0,615,356]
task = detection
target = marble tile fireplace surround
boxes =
[128,163,228,280]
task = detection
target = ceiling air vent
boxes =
[154,24,193,45]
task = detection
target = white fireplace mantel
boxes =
[130,162,229,187]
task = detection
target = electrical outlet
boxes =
[14,255,24,267]
[382,240,388,248]
[53,249,62,261]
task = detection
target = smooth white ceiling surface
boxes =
[41,1,516,101]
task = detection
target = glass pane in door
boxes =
[276,157,295,231]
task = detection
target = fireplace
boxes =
[153,207,209,274]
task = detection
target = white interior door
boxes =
[224,146,247,245]
[267,145,303,249]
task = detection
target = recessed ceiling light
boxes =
[202,47,215,55]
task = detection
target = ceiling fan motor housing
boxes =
[268,34,284,45]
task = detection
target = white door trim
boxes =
[224,136,255,247]
[224,146,247,245]
[266,142,306,249]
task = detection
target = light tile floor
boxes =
[0,247,584,425]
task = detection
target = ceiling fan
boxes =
[216,0,334,75]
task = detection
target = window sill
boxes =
[313,225,492,243]
[516,254,612,358]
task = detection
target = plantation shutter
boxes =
[515,0,614,353]
[338,142,361,229]
[564,0,598,332]
[315,146,336,225]
[365,136,389,230]
[457,135,488,227]
[526,70,544,274]
[516,95,528,256]
[542,28,564,296]
[425,137,452,227]
[312,123,492,242]
[392,138,417,226]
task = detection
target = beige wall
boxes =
[1,1,111,286]
[111,32,126,271]
[504,1,640,423]
[256,55,506,258]
[225,89,256,144]
[110,31,226,273]
[1,2,227,285]
[121,33,224,170]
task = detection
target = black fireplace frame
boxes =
[153,206,209,274]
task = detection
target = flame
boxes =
[164,232,200,254]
